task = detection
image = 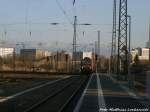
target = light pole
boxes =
[127,15,132,88]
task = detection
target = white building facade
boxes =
[83,52,92,59]
[131,48,149,62]
[0,47,14,57]
[139,48,149,60]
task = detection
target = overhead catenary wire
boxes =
[55,0,73,25]
[0,1,112,54]
[0,22,117,28]
[25,0,32,42]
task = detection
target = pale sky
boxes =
[0,0,149,54]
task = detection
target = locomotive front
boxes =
[80,57,92,74]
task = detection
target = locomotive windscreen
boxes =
[81,57,92,65]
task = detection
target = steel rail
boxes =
[23,77,77,112]
[0,76,71,103]
[58,76,89,112]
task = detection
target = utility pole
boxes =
[111,0,117,74]
[117,0,128,78]
[72,16,77,72]
[128,15,131,71]
[98,31,100,72]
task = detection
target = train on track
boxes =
[80,57,93,74]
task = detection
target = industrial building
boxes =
[20,49,45,61]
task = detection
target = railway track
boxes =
[24,76,87,112]
[0,75,88,112]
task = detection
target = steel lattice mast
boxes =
[117,0,128,75]
[111,0,117,73]
[72,16,77,71]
